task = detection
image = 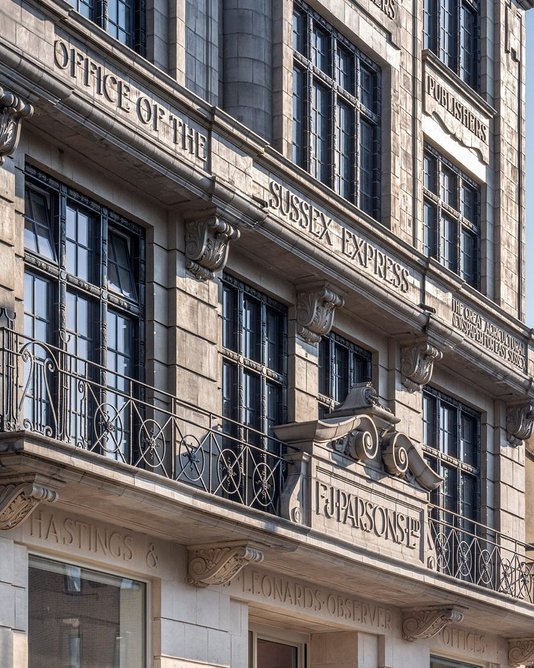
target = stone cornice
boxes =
[187,541,264,587]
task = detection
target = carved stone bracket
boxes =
[400,341,442,392]
[508,638,534,667]
[296,283,344,344]
[0,476,58,530]
[280,451,311,525]
[187,541,264,587]
[402,607,465,641]
[0,88,33,165]
[185,216,240,280]
[506,401,534,447]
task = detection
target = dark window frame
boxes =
[292,0,382,219]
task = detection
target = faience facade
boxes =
[1,0,534,666]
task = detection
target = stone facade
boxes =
[1,0,534,666]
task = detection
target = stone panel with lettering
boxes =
[423,57,493,164]
[430,625,507,665]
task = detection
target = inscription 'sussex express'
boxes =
[425,73,488,143]
[268,181,410,293]
[452,299,526,369]
[53,39,208,166]
[315,481,421,549]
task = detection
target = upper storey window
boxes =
[292,1,382,219]
[423,146,480,288]
[68,0,145,54]
[424,0,479,90]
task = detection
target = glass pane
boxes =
[335,101,354,200]
[336,44,353,93]
[311,82,330,185]
[424,152,437,193]
[359,120,377,216]
[243,295,261,362]
[360,64,377,112]
[440,165,457,209]
[460,229,477,286]
[257,639,298,668]
[440,215,457,271]
[108,230,137,300]
[439,0,457,70]
[292,66,306,167]
[423,393,436,448]
[29,555,145,668]
[292,10,306,54]
[266,306,284,374]
[66,205,94,283]
[332,342,349,404]
[25,188,55,260]
[424,200,437,258]
[222,284,238,351]
[460,4,477,86]
[312,24,330,73]
[439,402,457,457]
[461,413,478,467]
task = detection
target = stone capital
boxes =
[296,282,344,344]
[402,606,464,641]
[400,340,442,392]
[187,541,264,587]
[0,88,33,165]
[508,638,534,667]
[506,401,534,447]
[0,474,59,530]
[185,215,240,280]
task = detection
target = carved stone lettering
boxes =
[267,180,411,293]
[452,298,526,369]
[53,39,208,167]
[439,627,487,656]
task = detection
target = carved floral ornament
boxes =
[185,215,240,280]
[402,606,465,642]
[187,541,264,587]
[400,340,442,392]
[506,401,534,447]
[0,87,33,165]
[508,639,534,667]
[0,475,59,530]
[296,283,344,344]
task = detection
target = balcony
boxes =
[1,328,534,613]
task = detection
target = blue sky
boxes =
[525,12,534,324]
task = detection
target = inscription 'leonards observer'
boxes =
[268,181,410,293]
[53,39,208,165]
[316,481,421,550]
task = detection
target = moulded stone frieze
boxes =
[0,476,59,530]
[0,87,33,165]
[402,607,465,641]
[185,216,240,280]
[296,283,344,344]
[508,638,534,667]
[506,401,534,447]
[400,341,443,392]
[187,541,264,587]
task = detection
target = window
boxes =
[423,146,480,288]
[67,0,145,53]
[29,555,146,667]
[423,387,480,525]
[249,628,306,668]
[292,0,381,219]
[318,332,372,414]
[424,0,479,89]
[221,274,287,444]
[23,166,145,460]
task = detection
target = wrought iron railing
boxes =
[0,328,291,515]
[429,506,534,603]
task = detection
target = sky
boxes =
[525,11,534,324]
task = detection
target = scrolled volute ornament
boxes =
[382,430,410,477]
[400,341,442,392]
[345,416,379,462]
[506,401,534,447]
[0,87,33,165]
[185,216,240,280]
[296,284,344,344]
[402,607,464,642]
[187,541,264,587]
[508,638,534,667]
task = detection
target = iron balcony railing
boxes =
[429,506,534,603]
[0,328,292,515]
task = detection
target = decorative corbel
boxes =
[185,216,240,280]
[506,401,534,447]
[402,607,464,641]
[508,638,534,667]
[187,541,264,587]
[400,341,442,392]
[0,476,58,530]
[279,451,310,525]
[0,88,33,165]
[296,283,344,344]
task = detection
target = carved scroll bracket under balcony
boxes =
[402,606,465,641]
[187,541,264,587]
[508,638,534,667]
[400,340,443,392]
[185,215,240,280]
[0,474,59,530]
[280,451,311,525]
[0,88,33,165]
[296,282,344,344]
[506,400,534,447]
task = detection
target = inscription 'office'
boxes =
[268,181,410,293]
